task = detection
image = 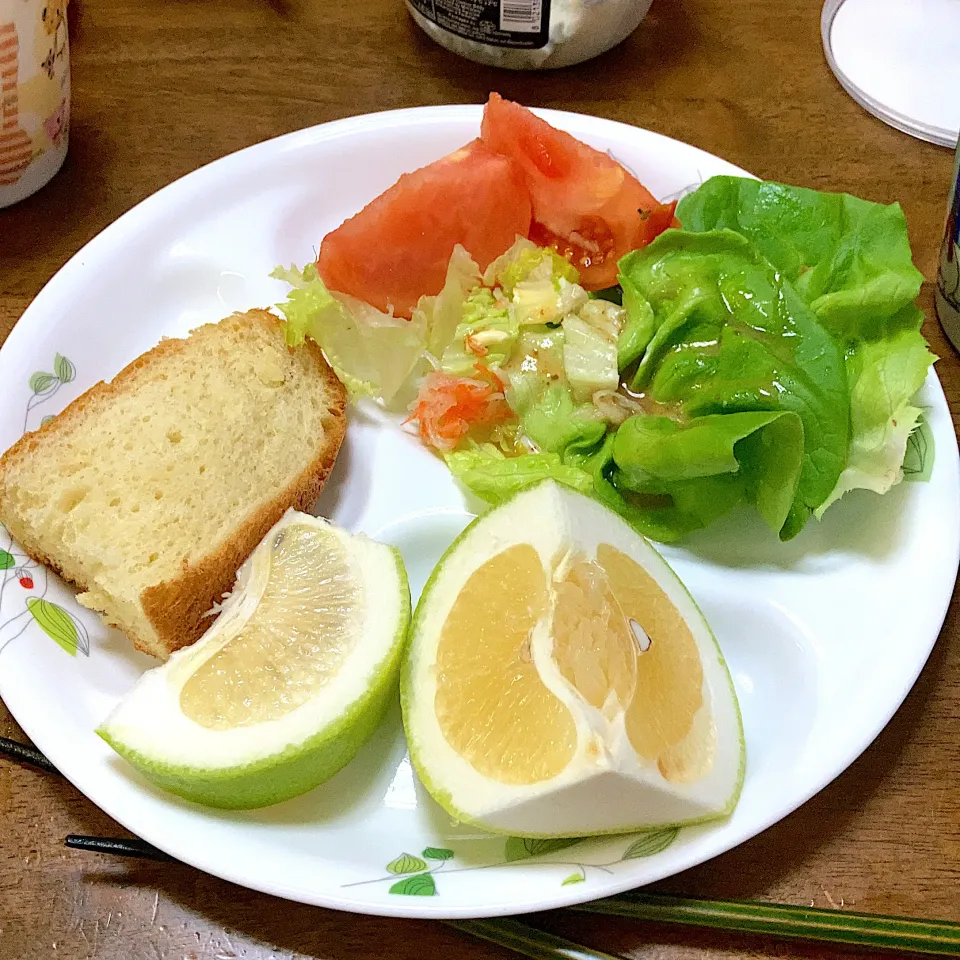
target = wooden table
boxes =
[2,0,959,957]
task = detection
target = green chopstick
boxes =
[572,891,960,957]
[448,918,618,960]
[452,893,960,960]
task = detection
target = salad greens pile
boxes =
[274,176,936,543]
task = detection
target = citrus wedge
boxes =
[402,481,744,837]
[99,510,410,809]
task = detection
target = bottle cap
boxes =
[822,0,960,148]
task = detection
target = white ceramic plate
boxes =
[0,106,957,920]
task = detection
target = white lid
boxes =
[822,0,960,148]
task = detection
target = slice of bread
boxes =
[0,309,347,660]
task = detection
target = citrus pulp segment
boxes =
[434,543,577,785]
[402,481,744,838]
[179,523,361,729]
[99,510,410,809]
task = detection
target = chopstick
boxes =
[0,734,61,774]
[448,918,619,959]
[450,897,960,959]
[5,736,960,957]
[575,892,960,957]
[64,835,173,861]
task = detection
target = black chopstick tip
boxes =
[0,735,61,775]
[65,835,173,862]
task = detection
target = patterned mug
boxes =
[0,0,69,208]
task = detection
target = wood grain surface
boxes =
[1,1,958,958]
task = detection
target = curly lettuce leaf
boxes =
[617,230,849,540]
[272,263,424,401]
[272,248,477,406]
[483,237,579,294]
[448,365,608,509]
[484,237,588,326]
[505,371,606,457]
[445,444,592,505]
[271,263,341,348]
[415,244,482,361]
[562,314,619,401]
[440,287,518,376]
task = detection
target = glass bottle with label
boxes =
[935,144,960,352]
[406,0,653,70]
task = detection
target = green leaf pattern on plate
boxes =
[28,371,57,394]
[903,415,934,482]
[0,525,90,659]
[388,873,437,896]
[504,836,584,862]
[622,827,680,859]
[386,853,428,875]
[376,826,682,896]
[53,353,76,383]
[4,357,90,656]
[422,847,454,861]
[26,597,89,657]
[24,353,76,434]
[381,848,455,895]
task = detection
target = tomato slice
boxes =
[638,200,680,247]
[407,368,512,452]
[480,93,670,289]
[317,138,532,318]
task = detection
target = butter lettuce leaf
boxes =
[616,283,654,371]
[816,329,935,516]
[678,176,936,513]
[612,411,804,535]
[676,176,925,342]
[567,435,710,544]
[616,230,849,540]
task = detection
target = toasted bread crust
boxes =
[0,309,347,660]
